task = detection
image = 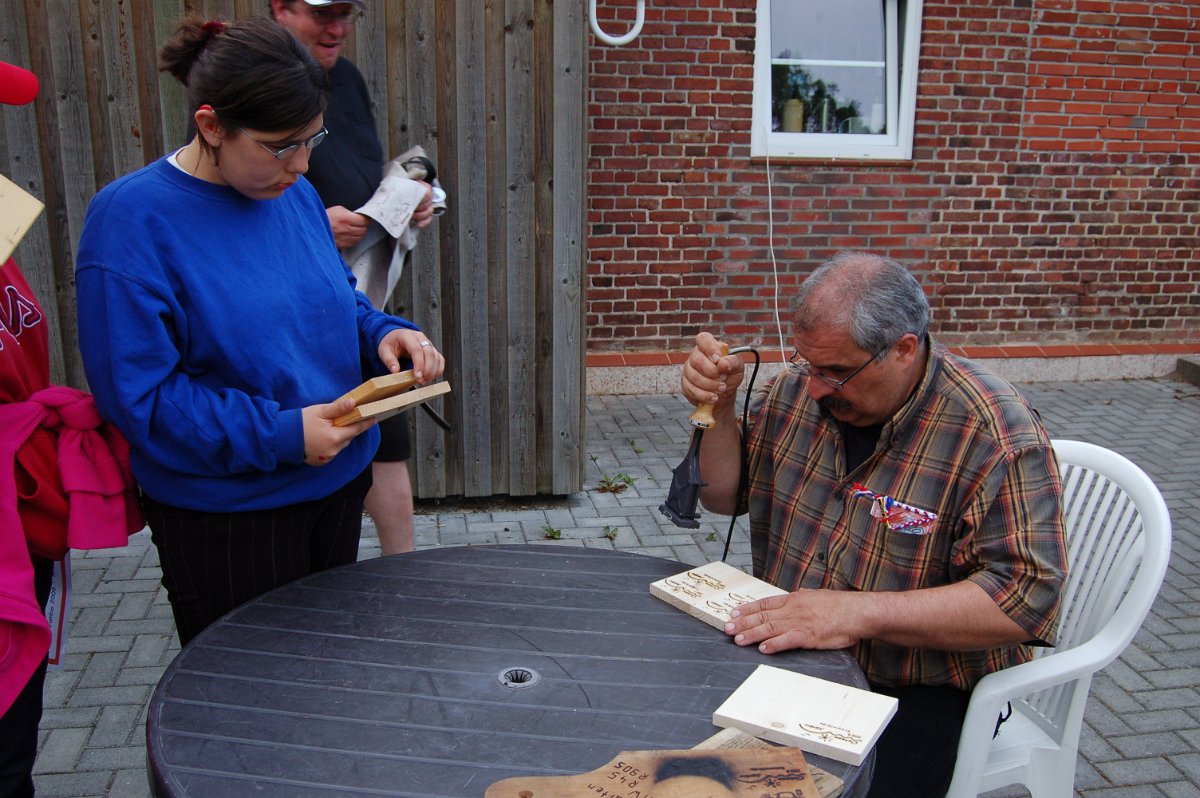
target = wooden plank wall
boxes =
[0,0,586,498]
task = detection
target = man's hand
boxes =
[681,331,745,417]
[301,397,376,466]
[410,182,435,229]
[378,328,445,383]
[725,590,864,654]
[326,205,370,249]
[724,581,1031,655]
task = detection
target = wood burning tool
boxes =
[659,342,731,529]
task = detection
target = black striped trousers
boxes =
[141,467,372,647]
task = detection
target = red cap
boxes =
[0,60,39,106]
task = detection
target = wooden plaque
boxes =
[0,173,44,264]
[694,728,844,798]
[713,664,898,767]
[649,561,788,630]
[485,746,820,798]
[335,370,419,405]
[332,381,450,426]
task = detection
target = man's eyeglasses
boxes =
[235,125,328,160]
[307,5,365,25]
[788,346,888,390]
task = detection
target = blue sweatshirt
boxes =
[75,157,418,511]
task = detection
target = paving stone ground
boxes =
[32,377,1200,797]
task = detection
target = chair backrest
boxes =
[1018,439,1173,738]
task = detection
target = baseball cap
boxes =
[301,0,365,7]
[0,60,39,106]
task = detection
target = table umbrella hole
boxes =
[498,667,541,688]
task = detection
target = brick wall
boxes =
[585,0,1200,353]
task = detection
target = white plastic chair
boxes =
[944,439,1172,798]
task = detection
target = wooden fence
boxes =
[0,0,587,497]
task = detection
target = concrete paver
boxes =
[31,377,1200,797]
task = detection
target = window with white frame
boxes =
[751,0,924,160]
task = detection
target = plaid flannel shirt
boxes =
[744,341,1067,690]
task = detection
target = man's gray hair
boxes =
[794,252,930,353]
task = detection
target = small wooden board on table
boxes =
[649,560,788,630]
[484,744,821,798]
[713,664,898,767]
[332,370,451,427]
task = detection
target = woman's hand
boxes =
[301,397,376,466]
[378,328,445,383]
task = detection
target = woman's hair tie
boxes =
[200,20,226,40]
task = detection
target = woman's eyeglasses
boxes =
[235,125,329,160]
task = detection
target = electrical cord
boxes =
[721,345,762,562]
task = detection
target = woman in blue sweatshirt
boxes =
[75,15,444,645]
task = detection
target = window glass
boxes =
[753,0,923,160]
[770,0,885,135]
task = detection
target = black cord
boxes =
[721,347,761,562]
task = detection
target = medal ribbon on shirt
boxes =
[850,483,938,536]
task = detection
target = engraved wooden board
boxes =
[336,370,419,406]
[332,381,451,426]
[694,728,844,798]
[713,664,898,767]
[0,173,44,264]
[484,747,821,798]
[649,561,788,630]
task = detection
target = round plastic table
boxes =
[147,544,874,797]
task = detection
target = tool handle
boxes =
[688,341,730,430]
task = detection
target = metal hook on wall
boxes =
[588,0,645,46]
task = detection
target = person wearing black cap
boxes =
[272,0,435,556]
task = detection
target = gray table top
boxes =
[147,544,873,798]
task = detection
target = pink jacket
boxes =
[0,386,143,714]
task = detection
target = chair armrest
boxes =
[973,611,1148,704]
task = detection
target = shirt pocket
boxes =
[831,494,953,592]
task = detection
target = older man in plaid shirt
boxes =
[681,252,1067,798]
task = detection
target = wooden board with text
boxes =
[485,746,820,798]
[713,664,898,767]
[649,560,788,630]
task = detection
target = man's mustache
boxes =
[819,395,852,414]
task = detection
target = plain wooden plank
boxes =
[504,0,537,495]
[483,0,509,495]
[531,0,555,493]
[39,0,96,388]
[451,0,493,497]
[405,0,451,499]
[550,0,587,494]
[131,0,165,163]
[353,1,389,155]
[99,0,147,178]
[79,0,117,190]
[153,1,189,154]
[403,2,450,499]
